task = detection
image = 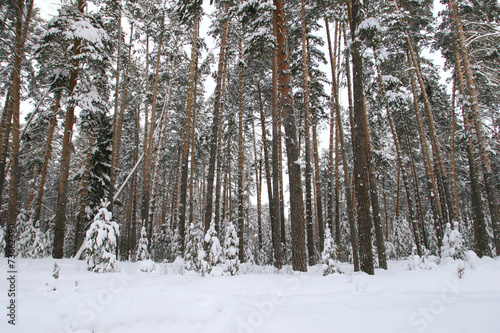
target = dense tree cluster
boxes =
[0,0,499,274]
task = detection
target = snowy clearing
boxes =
[1,257,500,333]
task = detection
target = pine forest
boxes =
[1,0,500,331]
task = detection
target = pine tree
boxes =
[223,222,240,276]
[322,227,343,275]
[184,223,205,272]
[135,226,151,261]
[205,221,223,268]
[16,210,50,258]
[441,222,465,260]
[391,217,414,259]
[83,201,120,273]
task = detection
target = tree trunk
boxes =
[349,0,374,274]
[110,20,135,213]
[258,80,278,261]
[53,0,86,258]
[300,0,315,265]
[204,3,229,234]
[178,17,199,253]
[108,7,123,213]
[274,0,307,271]
[271,52,284,268]
[252,116,263,252]
[407,51,444,247]
[237,39,245,262]
[454,48,490,257]
[188,54,199,226]
[142,21,165,245]
[449,0,500,253]
[339,22,360,271]
[312,118,324,252]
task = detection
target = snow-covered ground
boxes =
[1,256,499,333]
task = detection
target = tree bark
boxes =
[178,16,199,253]
[454,47,490,257]
[407,51,444,247]
[271,52,284,268]
[349,0,374,274]
[340,22,360,271]
[449,0,500,253]
[53,0,86,258]
[204,3,229,235]
[141,20,165,245]
[274,0,307,271]
[300,0,315,265]
[108,7,123,213]
[237,39,245,262]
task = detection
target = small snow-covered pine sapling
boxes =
[16,210,50,258]
[322,227,343,276]
[83,201,120,273]
[184,223,205,272]
[135,226,151,261]
[223,222,240,276]
[441,222,465,260]
[204,221,223,270]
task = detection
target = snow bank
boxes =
[0,257,499,333]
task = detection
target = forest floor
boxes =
[1,255,499,333]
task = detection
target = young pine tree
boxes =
[223,222,240,276]
[322,227,343,276]
[83,201,120,273]
[135,226,151,261]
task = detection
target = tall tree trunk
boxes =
[312,118,324,252]
[271,53,284,268]
[454,48,490,257]
[277,107,287,248]
[365,108,387,269]
[348,0,374,274]
[257,81,281,269]
[326,21,335,234]
[142,20,165,245]
[5,0,26,255]
[300,0,315,265]
[374,59,420,255]
[204,4,229,234]
[274,0,307,271]
[109,7,123,213]
[394,0,454,225]
[449,0,500,253]
[53,0,86,258]
[237,39,245,262]
[178,17,199,253]
[214,57,228,233]
[450,78,460,221]
[406,36,453,225]
[110,21,135,213]
[252,117,263,252]
[339,22,360,271]
[407,51,444,247]
[188,55,199,226]
[404,126,428,250]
